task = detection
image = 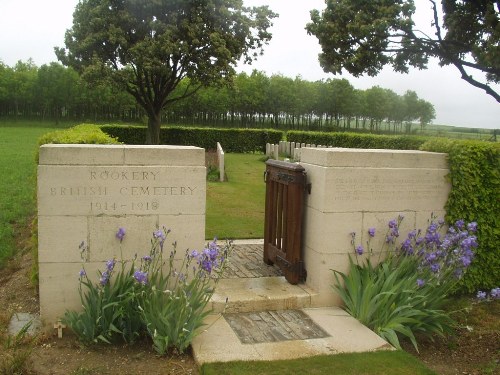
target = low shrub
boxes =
[333,216,478,351]
[63,227,232,354]
[37,124,120,147]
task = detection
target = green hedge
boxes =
[420,139,500,293]
[286,131,428,150]
[100,125,283,153]
[38,124,121,147]
[36,124,120,162]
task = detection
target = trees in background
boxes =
[55,0,277,144]
[306,0,500,103]
[0,61,435,133]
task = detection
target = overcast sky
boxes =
[0,0,498,129]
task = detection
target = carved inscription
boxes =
[44,167,200,215]
[332,175,444,202]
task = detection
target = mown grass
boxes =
[206,153,266,240]
[201,350,436,375]
[0,121,75,266]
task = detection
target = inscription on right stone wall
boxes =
[328,168,449,212]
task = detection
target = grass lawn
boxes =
[0,122,74,266]
[201,351,436,375]
[206,153,266,240]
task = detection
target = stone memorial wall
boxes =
[38,144,206,325]
[299,148,451,307]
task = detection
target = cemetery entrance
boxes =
[263,159,307,284]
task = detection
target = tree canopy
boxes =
[0,60,435,133]
[306,0,500,103]
[56,0,277,144]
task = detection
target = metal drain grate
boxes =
[223,310,330,344]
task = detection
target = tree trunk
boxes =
[146,112,161,145]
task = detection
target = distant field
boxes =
[422,123,497,141]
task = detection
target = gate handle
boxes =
[264,171,268,183]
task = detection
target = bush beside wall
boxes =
[100,125,283,153]
[38,124,121,147]
[420,139,500,293]
[287,131,428,150]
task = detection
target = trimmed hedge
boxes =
[420,139,500,293]
[38,124,121,147]
[100,125,283,153]
[287,131,428,150]
[36,124,120,162]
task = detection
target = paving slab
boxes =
[192,307,393,365]
[8,313,41,337]
[223,244,281,278]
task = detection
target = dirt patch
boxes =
[401,300,500,375]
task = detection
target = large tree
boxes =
[56,0,277,144]
[306,0,500,103]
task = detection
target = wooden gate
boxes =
[263,159,307,284]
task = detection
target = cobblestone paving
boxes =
[223,244,282,278]
[224,310,330,344]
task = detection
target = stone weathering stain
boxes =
[37,145,206,327]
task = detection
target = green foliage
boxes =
[100,125,283,152]
[333,255,453,351]
[333,216,479,351]
[206,166,221,182]
[0,320,36,375]
[38,124,120,147]
[287,130,427,150]
[63,229,232,354]
[56,0,277,143]
[1,61,438,132]
[140,254,214,354]
[63,260,143,345]
[420,139,500,292]
[307,0,499,102]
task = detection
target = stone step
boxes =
[208,276,319,313]
[192,307,394,365]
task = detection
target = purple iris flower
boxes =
[116,227,126,242]
[355,245,364,255]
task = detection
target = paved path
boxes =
[192,239,393,365]
[222,243,281,278]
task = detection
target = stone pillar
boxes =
[299,148,450,307]
[37,144,206,325]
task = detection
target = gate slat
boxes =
[282,184,288,255]
[276,183,283,250]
